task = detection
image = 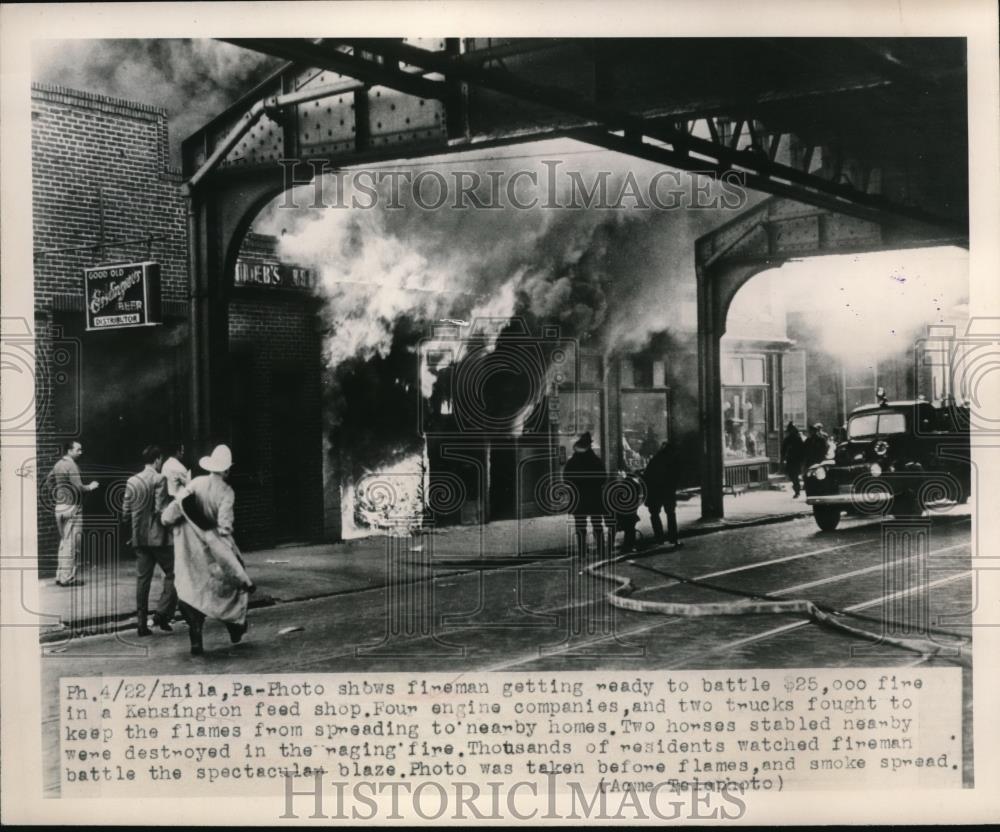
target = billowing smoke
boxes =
[769,246,969,367]
[253,146,756,535]
[263,143,753,363]
[31,39,280,166]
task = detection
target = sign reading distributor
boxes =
[234,257,317,292]
[83,261,161,331]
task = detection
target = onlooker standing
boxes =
[643,441,679,546]
[781,422,806,498]
[47,440,98,587]
[563,432,608,557]
[123,445,177,636]
[161,441,190,498]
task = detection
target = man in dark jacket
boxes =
[643,441,679,546]
[123,445,176,636]
[781,422,806,498]
[804,423,831,468]
[563,432,607,557]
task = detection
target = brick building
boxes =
[32,84,190,574]
[31,84,325,574]
[228,232,325,546]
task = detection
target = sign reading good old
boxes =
[83,261,161,331]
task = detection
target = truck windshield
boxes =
[848,412,907,438]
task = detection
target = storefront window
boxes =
[579,354,603,385]
[742,356,765,384]
[782,350,807,430]
[722,386,767,460]
[554,388,603,464]
[620,358,635,388]
[723,354,766,386]
[621,391,669,472]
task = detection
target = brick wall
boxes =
[32,84,189,574]
[229,299,325,548]
[31,84,188,307]
[32,84,328,571]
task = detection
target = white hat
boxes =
[199,444,233,473]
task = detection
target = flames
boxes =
[252,145,756,536]
[340,448,429,539]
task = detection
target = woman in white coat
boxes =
[161,444,254,655]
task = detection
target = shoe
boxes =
[152,613,174,632]
[137,624,152,637]
[55,579,84,587]
[188,623,204,655]
[226,622,248,644]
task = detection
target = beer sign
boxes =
[83,261,161,331]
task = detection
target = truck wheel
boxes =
[813,505,841,531]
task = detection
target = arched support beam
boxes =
[187,168,301,458]
[695,196,966,520]
[697,259,775,520]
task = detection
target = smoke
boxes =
[31,39,280,167]
[771,247,969,365]
[253,146,755,535]
[263,143,752,367]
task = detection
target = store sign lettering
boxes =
[83,262,161,331]
[234,258,316,291]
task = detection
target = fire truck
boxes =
[804,392,971,531]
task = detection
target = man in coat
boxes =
[161,444,254,655]
[161,441,190,498]
[643,440,680,546]
[804,422,831,468]
[46,440,99,587]
[781,422,806,498]
[562,432,608,557]
[123,445,176,636]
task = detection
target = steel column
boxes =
[697,262,725,520]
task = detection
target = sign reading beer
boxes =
[83,261,161,331]
[234,257,317,292]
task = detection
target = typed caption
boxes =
[60,669,961,799]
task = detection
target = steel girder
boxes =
[186,38,967,238]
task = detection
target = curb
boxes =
[38,508,811,644]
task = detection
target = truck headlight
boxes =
[812,466,827,481]
[869,462,882,476]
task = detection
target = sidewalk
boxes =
[37,485,810,642]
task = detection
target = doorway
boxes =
[271,368,310,541]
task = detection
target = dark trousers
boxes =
[178,600,245,644]
[178,599,205,627]
[573,514,608,556]
[647,500,678,544]
[785,461,802,496]
[135,545,177,619]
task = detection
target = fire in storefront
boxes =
[246,151,767,537]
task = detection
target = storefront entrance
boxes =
[51,313,187,476]
[271,368,311,542]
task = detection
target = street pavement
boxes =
[36,486,811,641]
[38,502,973,793]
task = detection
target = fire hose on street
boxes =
[583,546,972,665]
